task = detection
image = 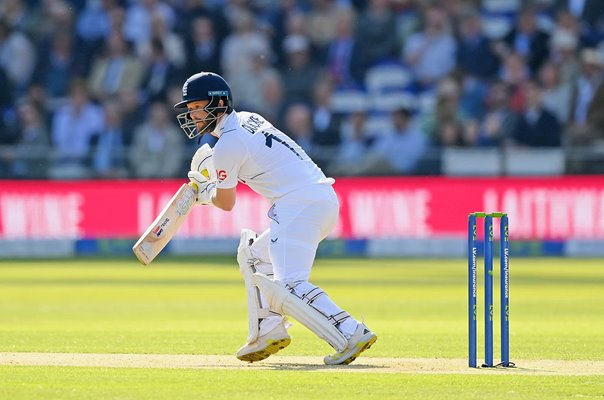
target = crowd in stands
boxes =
[1,0,604,179]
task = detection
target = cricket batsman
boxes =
[174,71,376,365]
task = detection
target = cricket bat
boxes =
[132,183,197,265]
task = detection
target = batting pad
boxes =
[252,273,347,352]
[237,229,272,344]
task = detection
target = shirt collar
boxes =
[213,111,236,138]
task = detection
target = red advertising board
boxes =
[1,177,603,240]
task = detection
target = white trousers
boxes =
[248,183,358,338]
[251,183,339,284]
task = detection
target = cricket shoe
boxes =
[323,322,377,365]
[236,321,291,363]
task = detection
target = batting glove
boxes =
[190,143,216,181]
[188,171,216,205]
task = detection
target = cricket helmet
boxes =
[174,72,233,139]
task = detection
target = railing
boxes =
[1,144,603,179]
[0,145,199,179]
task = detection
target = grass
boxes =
[3,367,603,400]
[0,257,603,399]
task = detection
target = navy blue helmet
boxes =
[174,72,233,139]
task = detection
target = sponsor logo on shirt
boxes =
[217,170,227,181]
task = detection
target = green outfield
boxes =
[0,257,603,399]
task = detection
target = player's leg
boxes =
[253,272,377,365]
[236,228,290,362]
[266,185,377,364]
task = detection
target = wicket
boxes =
[467,212,513,368]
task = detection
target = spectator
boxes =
[29,0,76,46]
[511,80,562,147]
[49,79,104,179]
[139,39,182,103]
[1,100,50,178]
[456,9,500,81]
[497,6,550,75]
[122,0,175,48]
[138,12,186,69]
[221,9,271,101]
[0,18,36,95]
[569,48,604,145]
[23,83,49,124]
[3,0,604,179]
[585,71,604,143]
[552,8,583,48]
[311,77,342,148]
[88,31,144,101]
[329,109,372,176]
[404,5,457,89]
[91,100,128,178]
[553,0,604,40]
[1,0,31,32]
[476,81,517,147]
[272,9,307,69]
[116,88,145,147]
[306,0,341,60]
[420,78,468,143]
[280,34,322,106]
[283,103,314,157]
[241,52,283,122]
[33,30,81,104]
[129,101,184,178]
[258,68,285,127]
[354,0,399,78]
[324,7,361,87]
[433,117,468,147]
[363,106,427,175]
[186,16,222,77]
[456,70,489,121]
[500,52,530,113]
[538,60,574,125]
[442,0,481,28]
[175,0,229,43]
[107,4,126,37]
[549,27,581,84]
[75,0,112,65]
[392,0,421,47]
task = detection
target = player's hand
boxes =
[190,143,216,181]
[188,171,216,205]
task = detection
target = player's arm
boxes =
[187,176,236,211]
[214,187,236,211]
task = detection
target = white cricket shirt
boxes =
[212,111,334,200]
